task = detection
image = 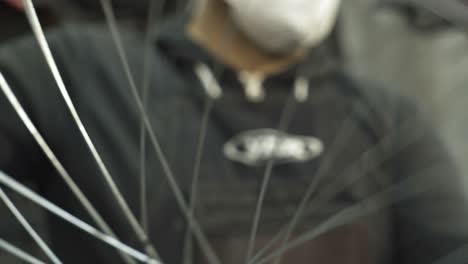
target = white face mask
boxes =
[225,0,342,54]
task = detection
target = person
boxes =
[0,0,467,263]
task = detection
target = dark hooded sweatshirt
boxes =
[0,17,468,264]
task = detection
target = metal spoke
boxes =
[270,115,358,264]
[0,187,61,264]
[250,109,425,264]
[183,100,214,264]
[22,0,158,258]
[253,164,440,264]
[139,0,166,236]
[0,238,46,264]
[245,90,299,263]
[0,72,137,264]
[99,1,220,263]
[0,171,159,264]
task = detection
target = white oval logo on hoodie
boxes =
[223,129,324,166]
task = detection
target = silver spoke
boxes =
[249,223,288,264]
[22,0,157,258]
[0,72,137,264]
[270,116,358,264]
[250,111,424,264]
[251,113,420,264]
[0,238,46,264]
[0,187,61,264]
[139,0,166,236]
[253,164,440,264]
[250,101,420,264]
[183,100,214,264]
[180,13,240,262]
[99,1,220,263]
[245,92,299,263]
[3,1,457,264]
[0,171,160,264]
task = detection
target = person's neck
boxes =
[186,0,306,77]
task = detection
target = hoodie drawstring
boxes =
[194,63,310,103]
[194,62,223,100]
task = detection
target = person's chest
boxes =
[47,78,396,263]
[172,85,395,263]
